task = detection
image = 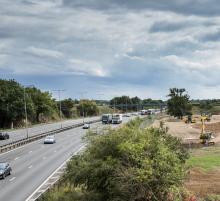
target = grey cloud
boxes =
[62,0,220,16]
[24,46,63,59]
[2,0,220,99]
[149,21,190,33]
[200,30,220,42]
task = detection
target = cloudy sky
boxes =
[1,0,220,100]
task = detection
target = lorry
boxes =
[112,114,123,124]
[141,109,153,115]
[102,114,112,124]
[141,110,147,115]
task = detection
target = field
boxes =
[186,146,220,198]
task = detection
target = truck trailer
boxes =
[102,114,112,124]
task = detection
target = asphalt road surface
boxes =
[0,116,136,201]
[0,116,101,146]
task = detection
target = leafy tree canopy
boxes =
[167,88,192,119]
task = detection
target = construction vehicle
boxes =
[200,114,214,145]
[184,115,196,124]
[201,113,212,122]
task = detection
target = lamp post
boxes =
[53,89,65,128]
[96,93,104,115]
[80,92,87,124]
[114,98,116,113]
[23,85,34,139]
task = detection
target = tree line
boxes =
[0,79,199,129]
[110,96,165,111]
[0,79,99,129]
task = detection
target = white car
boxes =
[83,124,90,129]
[44,135,56,144]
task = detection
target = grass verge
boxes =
[187,146,220,171]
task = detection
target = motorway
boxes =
[0,116,135,201]
[0,116,100,146]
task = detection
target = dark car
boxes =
[0,132,9,140]
[0,163,11,179]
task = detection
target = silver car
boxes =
[83,124,90,129]
[0,163,11,179]
[44,135,56,144]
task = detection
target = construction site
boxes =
[153,113,220,199]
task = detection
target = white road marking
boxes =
[14,157,20,161]
[28,165,33,169]
[9,177,16,182]
[0,117,101,157]
[25,145,85,201]
[51,176,59,179]
[54,150,57,153]
[29,151,33,154]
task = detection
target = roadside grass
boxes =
[187,146,220,171]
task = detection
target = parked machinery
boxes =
[200,114,214,145]
[184,115,196,124]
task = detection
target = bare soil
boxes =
[152,115,220,198]
[152,115,220,144]
[185,168,220,198]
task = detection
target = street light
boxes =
[53,89,65,128]
[23,85,34,139]
[96,93,104,115]
[79,92,87,124]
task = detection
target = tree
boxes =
[60,98,78,118]
[199,100,213,111]
[110,96,165,112]
[0,79,35,128]
[167,88,192,119]
[77,100,99,117]
[110,96,139,112]
[26,87,58,122]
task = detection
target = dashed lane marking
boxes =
[9,177,16,182]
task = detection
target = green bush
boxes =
[40,118,189,201]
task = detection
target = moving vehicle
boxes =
[141,110,152,115]
[123,113,131,117]
[148,109,156,115]
[0,163,11,179]
[0,132,9,140]
[102,114,112,124]
[83,123,90,129]
[141,110,147,115]
[112,114,123,124]
[44,135,56,144]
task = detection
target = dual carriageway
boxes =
[0,115,137,201]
